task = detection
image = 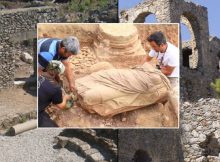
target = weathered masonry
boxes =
[0,7,62,89]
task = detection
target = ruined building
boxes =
[120,0,220,100]
[0,7,63,88]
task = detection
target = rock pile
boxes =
[70,46,97,76]
[181,98,220,162]
[20,52,33,64]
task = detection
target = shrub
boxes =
[210,78,220,98]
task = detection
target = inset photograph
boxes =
[37,23,179,128]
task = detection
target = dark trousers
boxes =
[38,111,58,127]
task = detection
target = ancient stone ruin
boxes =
[181,98,220,162]
[119,1,220,161]
[0,6,62,89]
[120,0,220,100]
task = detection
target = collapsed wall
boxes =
[181,99,220,162]
[0,6,62,89]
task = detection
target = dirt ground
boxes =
[0,47,36,130]
[49,46,179,128]
[0,87,36,119]
[53,101,178,128]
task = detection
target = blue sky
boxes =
[119,0,220,41]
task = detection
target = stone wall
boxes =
[0,6,62,88]
[181,37,220,100]
[120,0,220,100]
[209,37,220,78]
[0,38,14,88]
[181,99,220,162]
[182,41,198,69]
[118,104,220,162]
[118,129,184,162]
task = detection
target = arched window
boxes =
[181,13,199,69]
[134,12,157,23]
[144,14,157,23]
[132,149,152,162]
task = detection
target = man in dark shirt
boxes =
[38,36,80,92]
[38,60,71,127]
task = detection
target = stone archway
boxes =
[182,46,192,68]
[134,12,157,23]
[118,129,184,162]
[180,12,201,69]
[132,149,152,162]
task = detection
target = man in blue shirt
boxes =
[38,36,80,92]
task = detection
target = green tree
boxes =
[210,78,220,98]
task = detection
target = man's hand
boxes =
[141,55,153,65]
[55,74,62,83]
[64,95,72,101]
[69,83,75,92]
[62,60,75,92]
[146,55,153,62]
[160,65,175,76]
[56,95,72,110]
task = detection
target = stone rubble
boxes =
[181,98,220,162]
[20,52,33,64]
[0,6,61,88]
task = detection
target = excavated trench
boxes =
[38,24,179,128]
